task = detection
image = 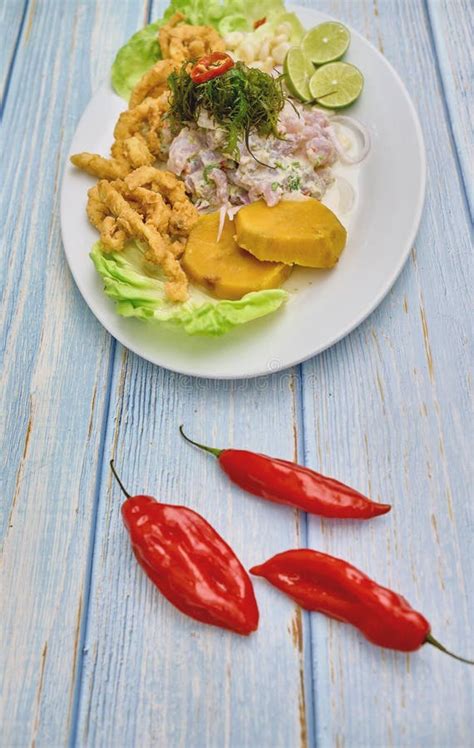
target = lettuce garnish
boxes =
[91,241,287,336]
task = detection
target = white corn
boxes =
[272,41,291,64]
[275,22,292,37]
[259,39,271,60]
[237,40,256,63]
[224,31,244,49]
[271,34,289,48]
[262,57,275,74]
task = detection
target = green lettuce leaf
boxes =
[111,20,163,100]
[91,241,287,336]
[111,0,303,100]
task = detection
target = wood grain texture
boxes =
[73,361,310,748]
[1,1,472,747]
[300,1,473,746]
[426,0,473,212]
[72,3,311,746]
[0,0,28,100]
[0,1,147,746]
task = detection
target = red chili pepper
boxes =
[253,17,267,29]
[190,52,235,84]
[251,549,473,663]
[110,461,259,635]
[179,427,391,519]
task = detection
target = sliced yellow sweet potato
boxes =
[235,199,347,268]
[182,212,292,300]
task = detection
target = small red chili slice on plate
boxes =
[253,17,267,30]
[190,52,235,84]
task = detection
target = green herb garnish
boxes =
[167,62,286,162]
[287,175,301,191]
[203,163,220,184]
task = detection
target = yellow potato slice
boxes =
[235,199,347,268]
[182,212,292,300]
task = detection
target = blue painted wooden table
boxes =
[1,1,473,746]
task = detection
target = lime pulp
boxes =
[302,22,351,65]
[309,62,364,108]
[283,46,315,101]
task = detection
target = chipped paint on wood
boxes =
[24,0,36,43]
[30,642,48,748]
[419,304,435,383]
[290,607,308,748]
[87,385,98,439]
[299,666,308,748]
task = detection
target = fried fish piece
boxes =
[86,185,109,229]
[129,59,178,109]
[72,132,157,181]
[87,186,128,251]
[70,152,129,179]
[159,12,225,64]
[114,94,169,156]
[111,135,155,168]
[97,180,189,301]
[72,92,170,180]
[124,166,199,237]
[100,215,128,251]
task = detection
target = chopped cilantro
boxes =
[287,175,301,191]
[203,163,219,184]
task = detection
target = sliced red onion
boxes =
[328,115,371,165]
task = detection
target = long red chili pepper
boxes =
[251,549,473,663]
[110,461,259,635]
[179,426,391,519]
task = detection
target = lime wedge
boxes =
[309,62,364,108]
[302,22,351,65]
[283,47,314,101]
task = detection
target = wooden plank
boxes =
[0,0,28,100]
[299,1,473,746]
[74,356,311,748]
[72,5,311,745]
[2,1,471,746]
[0,2,149,746]
[426,0,473,211]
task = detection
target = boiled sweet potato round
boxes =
[235,199,347,268]
[182,212,292,300]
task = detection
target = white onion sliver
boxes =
[328,115,371,165]
[227,204,243,220]
[216,204,227,243]
[335,176,356,214]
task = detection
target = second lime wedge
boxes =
[309,62,364,108]
[283,47,314,101]
[302,22,350,65]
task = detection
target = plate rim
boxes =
[60,5,426,380]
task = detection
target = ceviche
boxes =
[69,0,369,336]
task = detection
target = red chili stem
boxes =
[179,425,222,458]
[425,633,474,665]
[110,459,131,498]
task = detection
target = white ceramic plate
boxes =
[61,5,426,379]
